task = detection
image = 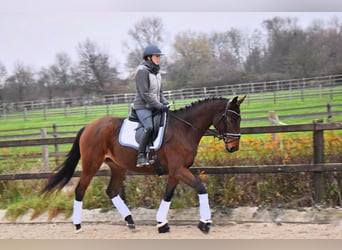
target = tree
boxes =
[50,53,72,86]
[4,63,35,102]
[0,62,6,87]
[37,53,73,99]
[319,17,342,74]
[262,16,308,77]
[124,17,166,72]
[37,67,55,99]
[76,39,118,93]
[244,29,266,75]
[0,62,7,104]
[168,31,215,87]
[209,31,243,70]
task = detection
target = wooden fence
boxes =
[1,121,342,203]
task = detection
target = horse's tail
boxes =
[41,126,86,194]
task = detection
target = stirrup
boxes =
[136,162,150,167]
[136,153,150,167]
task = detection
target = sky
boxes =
[1,0,342,78]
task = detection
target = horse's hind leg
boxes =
[72,170,95,233]
[73,153,103,233]
[105,162,135,230]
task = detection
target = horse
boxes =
[41,96,246,234]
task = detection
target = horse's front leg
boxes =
[105,163,135,230]
[176,167,212,234]
[156,176,179,233]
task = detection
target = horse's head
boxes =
[214,96,246,153]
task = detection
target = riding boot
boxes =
[136,128,152,167]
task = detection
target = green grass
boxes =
[1,86,341,131]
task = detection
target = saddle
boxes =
[118,107,167,151]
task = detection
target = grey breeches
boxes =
[136,109,153,132]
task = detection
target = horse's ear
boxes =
[230,96,238,105]
[238,95,246,105]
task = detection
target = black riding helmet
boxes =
[143,45,163,60]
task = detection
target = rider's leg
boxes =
[135,109,153,167]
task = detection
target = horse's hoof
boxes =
[75,224,83,234]
[124,215,136,230]
[157,221,170,233]
[127,223,136,230]
[197,220,212,234]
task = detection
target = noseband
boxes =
[210,100,241,143]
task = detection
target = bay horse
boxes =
[42,96,245,234]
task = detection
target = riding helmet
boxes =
[143,45,163,59]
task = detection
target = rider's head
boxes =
[143,45,163,65]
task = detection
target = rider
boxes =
[132,45,169,167]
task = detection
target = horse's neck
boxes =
[179,103,217,134]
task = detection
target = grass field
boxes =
[1,87,342,131]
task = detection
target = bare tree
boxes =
[262,16,302,76]
[50,53,72,86]
[4,63,35,102]
[244,29,266,74]
[0,62,6,87]
[76,38,118,93]
[0,62,7,104]
[168,31,215,87]
[124,16,166,72]
[37,53,73,99]
[209,31,241,70]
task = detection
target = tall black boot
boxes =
[136,128,152,167]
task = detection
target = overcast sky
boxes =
[1,1,342,78]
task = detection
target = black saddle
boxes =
[128,107,166,144]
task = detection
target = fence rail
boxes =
[1,74,342,116]
[1,163,342,181]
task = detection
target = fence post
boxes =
[43,105,48,120]
[327,103,332,122]
[64,104,70,117]
[312,119,325,204]
[24,107,28,121]
[41,128,49,172]
[84,104,89,118]
[52,123,60,166]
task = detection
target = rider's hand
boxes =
[160,104,169,112]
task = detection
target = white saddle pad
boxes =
[118,117,166,151]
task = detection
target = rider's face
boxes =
[151,55,161,65]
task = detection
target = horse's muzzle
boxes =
[226,146,239,153]
[224,135,240,153]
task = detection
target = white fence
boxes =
[1,74,342,114]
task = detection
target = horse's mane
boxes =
[172,96,228,114]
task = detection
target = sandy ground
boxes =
[1,222,342,239]
[1,207,342,239]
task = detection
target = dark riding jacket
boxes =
[133,60,168,110]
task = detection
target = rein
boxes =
[169,100,241,142]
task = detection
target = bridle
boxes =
[207,100,241,144]
[170,100,241,144]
